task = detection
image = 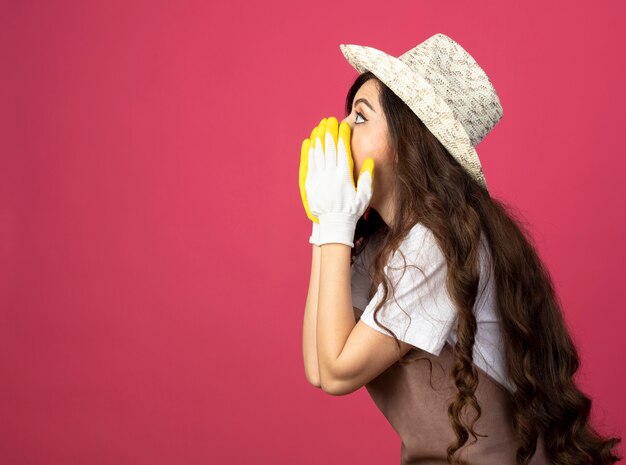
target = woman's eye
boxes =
[355,111,366,124]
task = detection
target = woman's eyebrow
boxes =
[353,98,376,113]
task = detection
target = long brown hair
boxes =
[348,71,621,465]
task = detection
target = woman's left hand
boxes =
[303,116,375,248]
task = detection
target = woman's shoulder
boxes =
[358,221,467,268]
[398,222,442,256]
[393,223,493,276]
[406,221,435,242]
[403,222,490,259]
[374,222,445,273]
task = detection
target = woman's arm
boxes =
[303,243,364,388]
[302,244,322,387]
[303,242,356,391]
[317,243,356,390]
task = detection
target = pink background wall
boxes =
[1,0,624,463]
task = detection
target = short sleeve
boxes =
[358,224,457,356]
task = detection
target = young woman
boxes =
[299,34,621,465]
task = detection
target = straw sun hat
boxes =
[340,33,503,191]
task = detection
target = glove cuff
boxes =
[317,212,359,248]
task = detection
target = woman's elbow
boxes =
[320,376,359,396]
[304,370,322,388]
[305,372,351,395]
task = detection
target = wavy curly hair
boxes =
[348,71,621,465]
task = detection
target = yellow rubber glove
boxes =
[299,118,327,245]
[299,119,324,225]
[304,116,375,247]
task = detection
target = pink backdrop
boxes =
[1,1,624,463]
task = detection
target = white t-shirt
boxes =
[351,222,515,394]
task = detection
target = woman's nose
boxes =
[340,115,353,129]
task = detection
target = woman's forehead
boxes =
[354,80,381,107]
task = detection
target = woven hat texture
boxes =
[340,33,503,191]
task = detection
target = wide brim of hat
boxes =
[339,43,489,191]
